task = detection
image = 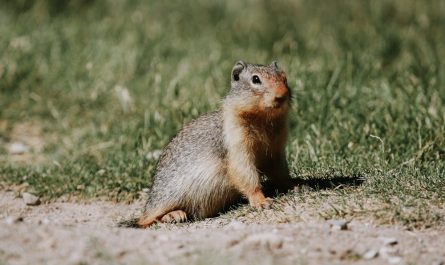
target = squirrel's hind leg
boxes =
[160,210,188,223]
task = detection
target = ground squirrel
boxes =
[137,61,294,228]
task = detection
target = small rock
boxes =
[339,249,361,261]
[242,233,284,250]
[138,190,149,201]
[362,249,379,260]
[380,237,398,246]
[23,192,40,206]
[387,256,402,264]
[227,220,246,230]
[328,220,349,230]
[117,250,128,258]
[379,246,398,257]
[38,218,50,225]
[8,142,28,154]
[225,239,240,248]
[155,234,170,242]
[146,150,163,161]
[5,216,24,224]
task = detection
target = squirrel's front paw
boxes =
[248,191,273,209]
[257,197,273,209]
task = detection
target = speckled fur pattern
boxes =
[137,61,293,228]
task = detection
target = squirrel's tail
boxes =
[117,217,140,228]
[136,212,160,228]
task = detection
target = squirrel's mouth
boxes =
[270,100,288,109]
[263,103,288,117]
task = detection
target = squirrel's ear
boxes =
[232,61,246,81]
[270,61,279,70]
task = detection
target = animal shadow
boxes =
[264,174,365,197]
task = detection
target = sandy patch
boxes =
[1,191,444,265]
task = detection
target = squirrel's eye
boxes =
[252,75,261,84]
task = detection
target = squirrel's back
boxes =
[143,110,238,222]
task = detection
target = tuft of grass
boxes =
[0,0,444,227]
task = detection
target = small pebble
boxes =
[242,233,284,250]
[387,256,402,264]
[5,216,24,225]
[227,220,246,230]
[225,239,240,248]
[23,192,41,206]
[146,150,163,160]
[381,237,398,246]
[8,142,28,155]
[380,246,397,255]
[328,220,349,231]
[38,218,50,225]
[362,249,379,260]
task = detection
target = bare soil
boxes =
[1,191,444,265]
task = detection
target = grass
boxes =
[0,0,444,228]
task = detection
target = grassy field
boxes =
[0,0,444,228]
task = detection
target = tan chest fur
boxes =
[237,112,288,159]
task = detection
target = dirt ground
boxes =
[0,191,444,265]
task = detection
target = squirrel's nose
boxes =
[273,85,289,104]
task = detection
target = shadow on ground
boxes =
[292,174,365,190]
[263,174,365,197]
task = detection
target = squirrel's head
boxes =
[226,60,291,119]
